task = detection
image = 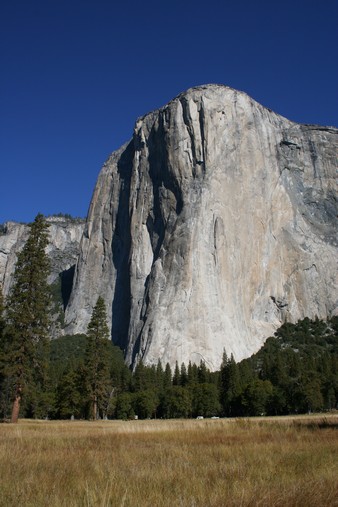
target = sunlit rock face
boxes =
[64,84,338,370]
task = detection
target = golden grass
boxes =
[1,415,338,507]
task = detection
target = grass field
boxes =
[1,415,338,506]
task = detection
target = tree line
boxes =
[0,214,337,421]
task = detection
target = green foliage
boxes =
[2,271,337,425]
[0,285,6,370]
[190,383,221,417]
[187,361,198,385]
[241,379,274,416]
[220,353,242,416]
[49,213,85,223]
[163,363,172,389]
[172,361,180,386]
[132,360,156,392]
[54,315,337,419]
[116,392,135,420]
[197,360,210,383]
[49,334,88,388]
[0,285,11,418]
[245,316,338,415]
[49,277,65,327]
[49,333,130,419]
[161,386,192,418]
[84,297,113,419]
[56,365,88,419]
[180,362,188,386]
[4,214,51,421]
[134,389,159,419]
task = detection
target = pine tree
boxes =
[0,284,5,339]
[197,360,209,383]
[220,353,242,416]
[187,361,198,385]
[180,362,188,386]
[0,285,6,373]
[163,363,172,389]
[0,285,9,418]
[156,359,164,388]
[172,361,180,385]
[5,214,51,423]
[57,366,87,419]
[84,296,112,420]
[133,360,148,392]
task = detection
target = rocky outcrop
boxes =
[0,216,85,297]
[65,85,336,369]
[0,221,27,295]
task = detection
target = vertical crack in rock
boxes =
[308,138,319,178]
[60,265,76,310]
[147,114,184,258]
[179,96,206,178]
[111,141,134,349]
[198,102,207,175]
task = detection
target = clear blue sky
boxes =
[1,0,337,223]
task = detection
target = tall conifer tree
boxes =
[220,352,241,416]
[172,361,180,386]
[84,296,112,420]
[0,284,6,367]
[6,214,51,423]
[0,284,8,417]
[0,284,5,337]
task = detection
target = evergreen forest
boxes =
[0,215,337,421]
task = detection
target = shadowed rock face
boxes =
[64,84,338,370]
[0,217,85,295]
[0,216,85,338]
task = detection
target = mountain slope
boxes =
[64,84,338,369]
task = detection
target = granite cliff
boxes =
[2,86,336,369]
[0,216,84,298]
[63,85,337,370]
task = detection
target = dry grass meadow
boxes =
[1,415,338,507]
